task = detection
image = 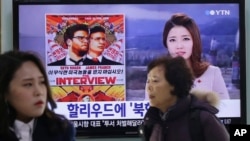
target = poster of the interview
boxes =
[45,14,126,102]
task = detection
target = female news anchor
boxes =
[145,13,229,100]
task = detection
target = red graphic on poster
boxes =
[53,85,124,102]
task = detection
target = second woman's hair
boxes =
[147,56,194,98]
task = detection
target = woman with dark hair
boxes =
[141,56,229,141]
[0,51,75,141]
[161,13,229,99]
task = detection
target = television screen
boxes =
[13,0,246,137]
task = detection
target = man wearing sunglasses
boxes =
[85,25,122,65]
[48,24,89,66]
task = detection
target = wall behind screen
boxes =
[1,1,250,141]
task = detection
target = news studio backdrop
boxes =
[13,0,246,137]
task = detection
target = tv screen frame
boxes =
[12,0,246,137]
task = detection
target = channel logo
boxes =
[205,10,230,16]
[229,124,250,141]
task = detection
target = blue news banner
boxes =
[229,124,250,140]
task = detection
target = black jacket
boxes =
[48,58,66,66]
[140,90,229,141]
[0,115,75,141]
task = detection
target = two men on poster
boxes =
[46,14,126,102]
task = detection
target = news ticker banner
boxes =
[71,119,144,129]
[54,100,240,120]
[229,125,250,140]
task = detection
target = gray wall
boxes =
[1,1,250,141]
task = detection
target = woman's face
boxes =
[7,61,47,123]
[166,26,193,60]
[146,66,176,112]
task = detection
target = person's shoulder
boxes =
[55,114,73,125]
[201,65,222,77]
[39,114,73,129]
[198,108,223,131]
[63,118,75,134]
[189,97,219,124]
[207,65,224,78]
[33,115,75,141]
[144,107,161,123]
[62,118,75,141]
[48,58,66,66]
[190,89,220,108]
[0,128,20,141]
[198,109,229,141]
[206,65,221,72]
[54,114,76,140]
[188,93,219,121]
[102,57,122,65]
[84,58,93,63]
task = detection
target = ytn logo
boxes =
[205,10,230,16]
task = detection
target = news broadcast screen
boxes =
[14,1,245,137]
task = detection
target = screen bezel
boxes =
[12,0,246,137]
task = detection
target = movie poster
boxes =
[45,14,126,102]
